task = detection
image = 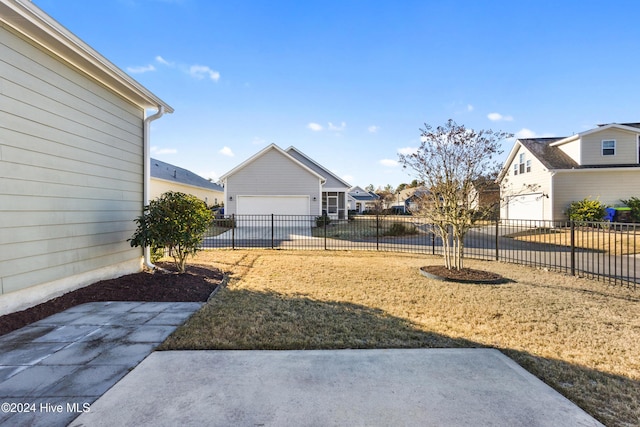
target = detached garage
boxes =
[219,144,326,221]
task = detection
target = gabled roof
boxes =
[519,138,578,169]
[348,186,379,201]
[151,158,223,192]
[285,146,352,188]
[0,0,172,112]
[219,144,326,183]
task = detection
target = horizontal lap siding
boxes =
[552,170,640,220]
[581,128,638,166]
[0,27,144,295]
[226,149,321,215]
[500,144,552,220]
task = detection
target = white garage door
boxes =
[506,193,544,221]
[237,196,310,216]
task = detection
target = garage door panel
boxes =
[237,196,309,216]
[507,193,543,221]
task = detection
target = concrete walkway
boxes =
[0,303,603,427]
[0,301,202,427]
[71,349,602,427]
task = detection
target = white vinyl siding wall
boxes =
[581,128,637,166]
[224,149,321,215]
[0,27,144,298]
[555,138,581,164]
[552,169,640,220]
[500,145,552,220]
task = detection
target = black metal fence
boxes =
[203,214,639,288]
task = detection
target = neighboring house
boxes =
[219,144,351,221]
[150,158,223,207]
[499,123,640,221]
[403,187,431,213]
[0,0,172,315]
[348,186,380,213]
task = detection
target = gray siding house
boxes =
[219,144,351,221]
[499,123,640,221]
[0,0,172,315]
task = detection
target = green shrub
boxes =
[384,222,418,236]
[212,218,236,228]
[129,191,213,273]
[316,215,331,227]
[621,197,640,223]
[566,197,607,222]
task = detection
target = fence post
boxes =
[323,215,327,250]
[376,214,380,251]
[495,218,499,261]
[431,228,435,255]
[231,214,235,250]
[271,214,274,249]
[570,220,575,276]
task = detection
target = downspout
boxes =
[142,106,165,269]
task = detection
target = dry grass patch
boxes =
[507,226,640,255]
[162,250,640,426]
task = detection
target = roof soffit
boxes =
[0,0,172,112]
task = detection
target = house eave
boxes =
[219,144,327,184]
[0,0,173,112]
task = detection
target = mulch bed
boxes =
[420,265,505,283]
[0,262,223,337]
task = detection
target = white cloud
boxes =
[398,146,418,155]
[199,170,219,181]
[219,146,234,157]
[379,159,398,167]
[307,122,323,131]
[342,174,354,183]
[127,64,155,74]
[189,65,220,82]
[251,137,267,145]
[328,121,346,132]
[514,128,555,139]
[368,125,380,133]
[467,104,474,112]
[488,112,514,122]
[155,55,174,66]
[150,146,177,155]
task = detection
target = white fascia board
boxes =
[0,0,173,112]
[285,146,352,188]
[219,143,326,184]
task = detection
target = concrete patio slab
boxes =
[0,301,203,426]
[70,349,602,427]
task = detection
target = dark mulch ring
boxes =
[0,262,223,337]
[420,265,506,284]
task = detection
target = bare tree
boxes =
[398,119,512,270]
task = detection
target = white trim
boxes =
[551,166,640,173]
[285,146,352,188]
[0,0,173,112]
[601,139,616,156]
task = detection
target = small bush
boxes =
[212,218,236,228]
[566,197,607,221]
[621,197,640,223]
[316,215,331,227]
[384,222,418,236]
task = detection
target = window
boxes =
[602,140,616,156]
[514,152,530,175]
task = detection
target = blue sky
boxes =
[34,0,640,189]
